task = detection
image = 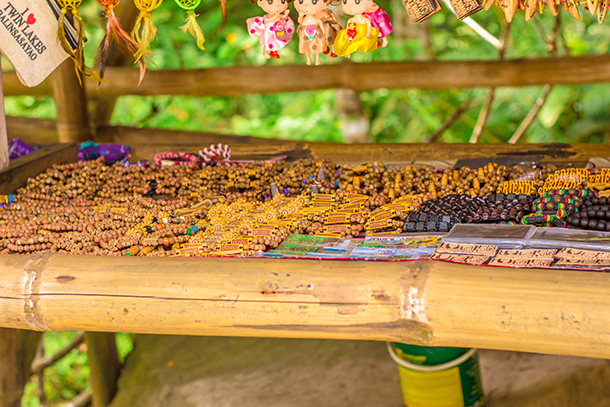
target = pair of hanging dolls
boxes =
[246,0,392,64]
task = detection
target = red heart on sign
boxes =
[26,13,35,25]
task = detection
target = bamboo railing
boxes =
[4,54,610,98]
[1,253,610,359]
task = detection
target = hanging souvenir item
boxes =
[97,0,146,86]
[490,0,581,22]
[57,0,101,84]
[294,0,341,65]
[362,1,392,47]
[599,0,610,24]
[175,0,206,50]
[448,0,483,19]
[246,0,295,59]
[334,0,392,57]
[216,0,228,34]
[132,0,164,62]
[401,0,442,23]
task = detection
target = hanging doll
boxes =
[334,0,392,58]
[247,0,295,59]
[294,0,341,65]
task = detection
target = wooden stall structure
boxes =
[2,2,610,407]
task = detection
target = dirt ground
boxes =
[109,335,610,407]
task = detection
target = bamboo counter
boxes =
[0,253,607,359]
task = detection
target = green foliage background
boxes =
[5,1,610,143]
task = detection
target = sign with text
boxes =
[0,0,70,87]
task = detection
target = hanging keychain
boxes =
[97,0,146,86]
[174,0,206,50]
[132,0,164,62]
[57,0,102,85]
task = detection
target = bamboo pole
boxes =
[1,254,610,359]
[0,60,9,170]
[51,60,90,143]
[85,333,120,407]
[5,54,610,98]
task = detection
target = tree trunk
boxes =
[0,329,42,407]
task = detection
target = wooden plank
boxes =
[307,142,606,167]
[122,142,310,163]
[6,54,610,97]
[117,138,610,166]
[1,253,610,359]
[51,60,90,143]
[1,72,52,97]
[0,143,77,195]
[95,125,297,146]
[6,116,57,144]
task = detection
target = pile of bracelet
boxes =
[538,168,589,195]
[403,195,488,233]
[154,151,202,167]
[566,195,610,231]
[403,214,461,233]
[199,143,231,166]
[476,193,534,223]
[522,188,589,227]
[496,180,538,195]
[0,195,15,209]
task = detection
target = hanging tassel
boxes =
[174,0,205,50]
[57,0,103,85]
[132,0,163,62]
[97,0,147,87]
[215,0,227,34]
[180,9,206,50]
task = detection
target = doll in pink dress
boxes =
[247,0,295,59]
[362,1,392,47]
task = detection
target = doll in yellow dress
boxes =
[333,0,380,58]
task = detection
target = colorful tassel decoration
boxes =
[57,0,102,85]
[174,0,205,50]
[216,0,227,34]
[96,0,146,87]
[132,0,164,62]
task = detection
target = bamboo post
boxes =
[0,329,42,407]
[0,59,9,170]
[51,60,90,143]
[85,332,120,407]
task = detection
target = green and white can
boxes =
[387,342,485,407]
